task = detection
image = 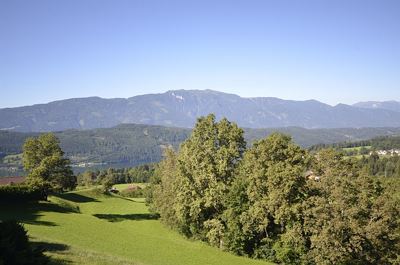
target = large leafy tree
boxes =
[174,114,246,244]
[304,149,400,265]
[224,133,309,263]
[23,133,76,197]
[149,148,178,227]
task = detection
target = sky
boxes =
[0,0,399,108]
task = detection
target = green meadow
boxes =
[0,188,271,265]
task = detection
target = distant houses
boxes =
[370,149,400,156]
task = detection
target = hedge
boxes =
[0,185,45,202]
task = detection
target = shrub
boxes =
[0,185,45,202]
[120,185,145,198]
[0,220,48,265]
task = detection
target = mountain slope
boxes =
[353,101,400,113]
[2,90,400,132]
[2,123,400,176]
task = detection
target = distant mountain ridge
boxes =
[353,101,400,113]
[2,90,400,132]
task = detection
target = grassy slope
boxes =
[0,189,271,265]
[113,183,147,190]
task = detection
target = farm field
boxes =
[0,188,271,265]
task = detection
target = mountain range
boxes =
[1,90,400,132]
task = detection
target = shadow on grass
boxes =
[24,219,58,226]
[55,193,99,203]
[32,241,70,252]
[113,194,146,203]
[93,213,159,222]
[0,200,79,227]
[32,241,72,265]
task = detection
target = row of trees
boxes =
[359,153,400,178]
[149,114,400,264]
[77,164,155,187]
[310,135,400,154]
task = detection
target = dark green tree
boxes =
[0,220,48,265]
[23,133,76,197]
[224,133,309,263]
[174,114,246,244]
[304,149,400,264]
[149,148,178,227]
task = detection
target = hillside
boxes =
[2,90,400,132]
[353,100,400,113]
[2,124,400,176]
[0,189,271,265]
[310,134,400,152]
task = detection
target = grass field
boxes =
[342,146,371,152]
[113,183,147,190]
[0,188,271,265]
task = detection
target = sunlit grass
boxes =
[0,189,272,265]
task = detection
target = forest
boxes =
[2,124,400,177]
[148,114,400,264]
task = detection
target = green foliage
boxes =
[119,185,145,198]
[364,153,400,177]
[150,116,400,264]
[371,135,400,150]
[22,133,76,194]
[224,133,309,263]
[3,125,400,177]
[0,185,45,202]
[77,171,96,187]
[310,134,400,154]
[148,148,179,226]
[303,149,400,264]
[77,164,155,187]
[101,174,114,193]
[0,220,48,265]
[174,114,246,239]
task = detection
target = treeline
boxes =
[372,135,400,150]
[148,114,400,265]
[3,125,400,173]
[77,164,155,187]
[0,125,191,167]
[310,135,400,152]
[0,185,45,202]
[359,153,400,177]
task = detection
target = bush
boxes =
[0,185,45,202]
[0,220,48,265]
[101,175,114,194]
[119,185,145,198]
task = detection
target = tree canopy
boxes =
[148,115,400,264]
[23,133,76,195]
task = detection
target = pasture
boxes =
[0,188,271,265]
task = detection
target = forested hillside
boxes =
[310,135,400,151]
[2,124,400,176]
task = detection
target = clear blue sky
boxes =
[1,0,399,108]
